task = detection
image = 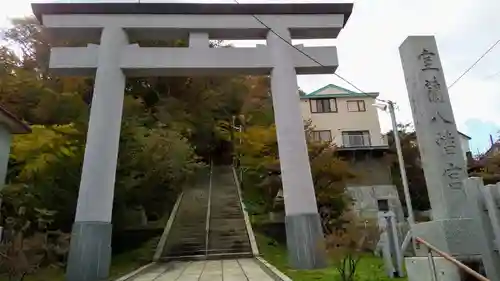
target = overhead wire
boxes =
[234,0,500,107]
[448,38,500,89]
[231,0,386,102]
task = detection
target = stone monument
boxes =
[32,2,354,280]
[400,36,499,280]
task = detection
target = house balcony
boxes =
[337,134,389,152]
[342,133,371,148]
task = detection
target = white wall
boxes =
[300,87,386,147]
[347,185,404,222]
[459,134,471,162]
[0,126,11,186]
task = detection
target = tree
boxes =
[237,123,355,233]
[3,17,51,76]
[386,124,430,211]
[0,14,363,275]
[470,149,500,184]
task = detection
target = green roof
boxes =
[300,84,379,99]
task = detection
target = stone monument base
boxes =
[406,257,460,281]
[412,219,478,256]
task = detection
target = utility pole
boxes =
[373,100,415,226]
[388,100,415,226]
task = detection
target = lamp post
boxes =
[374,100,415,276]
[231,116,244,183]
[373,100,415,226]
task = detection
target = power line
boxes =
[448,39,500,89]
[231,0,384,101]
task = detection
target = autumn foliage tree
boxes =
[469,145,500,185]
[236,121,356,233]
[0,16,245,274]
[0,15,364,276]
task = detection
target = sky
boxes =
[2,0,500,154]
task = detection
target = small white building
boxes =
[458,131,472,163]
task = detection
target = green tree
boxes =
[237,123,355,233]
[386,124,429,211]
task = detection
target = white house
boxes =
[299,84,474,223]
[300,84,404,221]
[300,84,387,149]
[458,132,472,163]
[299,83,472,162]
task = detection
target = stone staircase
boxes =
[207,166,252,258]
[161,172,209,258]
[160,165,253,260]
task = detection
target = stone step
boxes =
[208,242,251,248]
[209,232,248,236]
[161,166,253,260]
[208,229,247,234]
[160,251,253,261]
[173,225,206,229]
[168,235,205,241]
[167,232,204,237]
[209,238,250,244]
[173,240,205,245]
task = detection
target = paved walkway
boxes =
[129,259,275,281]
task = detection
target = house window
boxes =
[347,100,366,112]
[312,130,332,142]
[310,98,337,113]
[342,131,371,147]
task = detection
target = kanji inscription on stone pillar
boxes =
[399,36,467,220]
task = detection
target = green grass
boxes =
[256,233,407,281]
[0,238,156,281]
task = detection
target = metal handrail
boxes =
[415,237,490,281]
[204,162,213,258]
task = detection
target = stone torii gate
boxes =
[32,2,353,280]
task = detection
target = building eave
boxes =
[458,131,471,140]
[303,83,379,99]
[300,93,379,99]
[32,2,353,25]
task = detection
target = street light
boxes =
[373,100,415,226]
[231,116,244,182]
[374,100,415,270]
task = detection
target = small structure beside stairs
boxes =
[0,105,31,241]
[0,105,31,187]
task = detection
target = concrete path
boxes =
[129,259,276,281]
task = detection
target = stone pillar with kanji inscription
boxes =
[400,36,498,281]
[400,37,467,220]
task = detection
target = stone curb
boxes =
[255,257,293,281]
[153,192,184,261]
[114,262,156,281]
[232,166,260,256]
